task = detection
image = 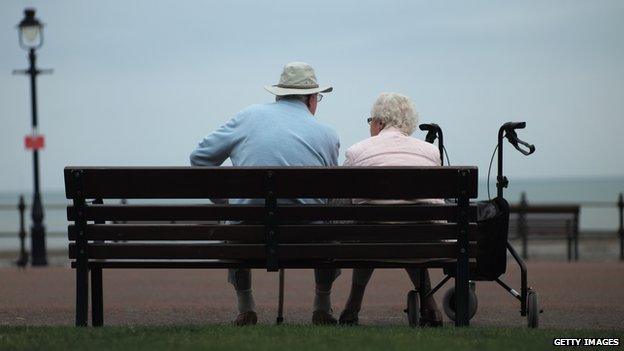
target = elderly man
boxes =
[190,62,341,326]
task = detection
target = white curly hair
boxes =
[370,92,418,135]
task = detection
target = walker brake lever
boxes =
[512,137,535,155]
[505,129,536,156]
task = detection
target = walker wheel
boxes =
[442,284,478,321]
[406,290,420,327]
[527,290,539,328]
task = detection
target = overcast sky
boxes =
[1,0,623,193]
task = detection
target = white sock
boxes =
[236,289,255,313]
[314,289,332,313]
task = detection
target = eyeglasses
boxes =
[317,93,323,102]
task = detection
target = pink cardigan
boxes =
[344,126,443,204]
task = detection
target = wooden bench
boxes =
[509,202,580,261]
[65,166,479,327]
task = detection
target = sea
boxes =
[0,177,622,251]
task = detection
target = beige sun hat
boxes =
[264,62,333,96]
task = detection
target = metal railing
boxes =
[0,195,67,267]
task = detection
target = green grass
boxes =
[0,325,622,351]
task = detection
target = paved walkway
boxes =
[1,261,623,329]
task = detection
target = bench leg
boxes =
[454,271,469,326]
[75,262,89,327]
[455,170,470,327]
[574,213,580,261]
[574,228,579,261]
[276,269,285,325]
[455,220,470,326]
[91,267,104,327]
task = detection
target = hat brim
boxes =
[264,85,333,96]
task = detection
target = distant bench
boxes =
[65,166,480,327]
[509,201,580,261]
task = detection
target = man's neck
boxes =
[277,98,313,114]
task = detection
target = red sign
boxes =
[25,135,45,150]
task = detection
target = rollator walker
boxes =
[409,121,540,328]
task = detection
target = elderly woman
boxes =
[338,92,443,326]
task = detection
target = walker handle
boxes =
[419,123,440,144]
[502,122,526,131]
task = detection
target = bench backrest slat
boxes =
[64,166,478,199]
[67,204,478,222]
[68,223,479,242]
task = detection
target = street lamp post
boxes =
[13,8,52,266]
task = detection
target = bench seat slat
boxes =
[69,242,477,260]
[67,204,479,222]
[64,166,478,199]
[73,259,477,269]
[68,223,478,242]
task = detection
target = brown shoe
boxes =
[233,311,258,326]
[312,310,337,325]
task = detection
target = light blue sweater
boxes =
[190,99,340,205]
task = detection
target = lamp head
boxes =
[18,8,43,50]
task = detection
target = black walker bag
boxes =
[474,197,510,280]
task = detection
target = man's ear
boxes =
[306,94,318,115]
